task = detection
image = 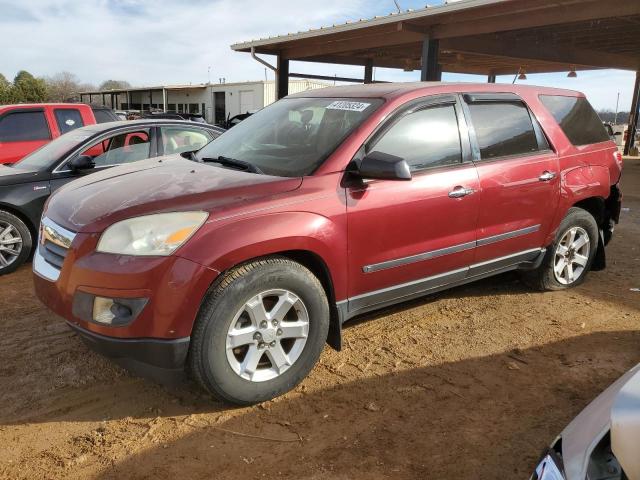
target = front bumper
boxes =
[68,321,190,383]
[33,223,219,377]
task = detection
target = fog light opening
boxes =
[92,297,132,325]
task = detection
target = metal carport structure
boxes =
[231,0,640,154]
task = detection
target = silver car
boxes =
[532,364,640,480]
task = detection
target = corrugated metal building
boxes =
[79,79,328,124]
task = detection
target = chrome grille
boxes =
[33,218,77,281]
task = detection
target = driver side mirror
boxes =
[356,151,412,181]
[68,155,95,172]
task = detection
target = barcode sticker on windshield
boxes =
[327,101,371,112]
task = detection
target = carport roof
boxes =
[232,0,640,75]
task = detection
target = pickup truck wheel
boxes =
[189,257,330,405]
[0,211,32,276]
[522,207,598,291]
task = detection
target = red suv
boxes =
[0,104,96,164]
[33,83,622,405]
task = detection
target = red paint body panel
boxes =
[33,83,622,350]
[346,164,479,297]
[0,104,96,164]
[33,232,219,339]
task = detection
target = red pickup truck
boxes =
[34,83,623,405]
[0,104,97,164]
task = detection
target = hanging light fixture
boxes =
[567,66,578,78]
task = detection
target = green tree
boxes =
[0,73,12,104]
[99,80,131,91]
[12,70,47,102]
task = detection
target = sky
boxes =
[0,0,636,111]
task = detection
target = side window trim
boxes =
[461,93,549,163]
[53,127,154,173]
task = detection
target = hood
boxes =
[561,364,640,480]
[0,165,46,186]
[45,155,302,232]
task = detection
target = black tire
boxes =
[0,210,32,276]
[189,257,330,405]
[521,207,598,291]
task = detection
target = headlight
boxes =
[96,212,208,256]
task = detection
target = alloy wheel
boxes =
[225,289,310,382]
[553,226,590,285]
[0,221,23,269]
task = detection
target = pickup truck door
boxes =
[461,93,560,273]
[345,95,480,316]
[0,108,52,164]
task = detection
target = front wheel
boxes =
[0,210,32,276]
[522,207,598,291]
[189,257,330,405]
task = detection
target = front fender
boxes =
[178,211,348,301]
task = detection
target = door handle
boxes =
[448,186,475,198]
[539,171,557,182]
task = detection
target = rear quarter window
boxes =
[539,95,610,146]
[54,109,84,134]
[0,111,51,142]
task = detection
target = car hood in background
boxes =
[0,165,46,186]
[45,156,302,232]
[561,364,640,480]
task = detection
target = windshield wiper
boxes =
[200,156,263,174]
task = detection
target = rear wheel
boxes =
[0,211,32,276]
[522,207,598,291]
[189,257,329,405]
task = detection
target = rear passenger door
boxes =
[462,93,560,271]
[346,96,480,313]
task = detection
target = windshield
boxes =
[196,97,383,177]
[13,130,94,171]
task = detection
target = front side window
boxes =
[81,129,151,167]
[0,111,50,142]
[196,97,383,177]
[54,109,84,134]
[467,102,539,160]
[369,104,462,171]
[540,95,610,146]
[162,127,215,155]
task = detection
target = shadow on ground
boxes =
[89,331,640,480]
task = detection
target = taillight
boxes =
[614,151,623,168]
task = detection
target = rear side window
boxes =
[370,104,463,171]
[161,127,215,155]
[54,109,84,134]
[540,95,610,146]
[93,109,119,123]
[467,102,539,160]
[0,111,50,142]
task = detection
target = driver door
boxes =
[346,96,480,315]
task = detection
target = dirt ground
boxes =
[1,160,639,480]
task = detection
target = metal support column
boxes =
[126,91,131,110]
[364,59,374,84]
[421,36,441,82]
[162,88,167,112]
[101,93,106,106]
[488,73,497,83]
[276,55,290,100]
[148,90,153,111]
[624,71,640,156]
[89,94,92,104]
